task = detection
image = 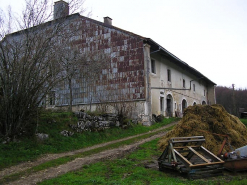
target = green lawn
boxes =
[39,138,247,185]
[0,110,178,169]
[240,119,247,127]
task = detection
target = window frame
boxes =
[183,79,185,88]
[151,59,156,74]
[49,90,56,106]
[167,69,171,82]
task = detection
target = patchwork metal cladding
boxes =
[56,17,146,106]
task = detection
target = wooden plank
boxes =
[190,161,224,168]
[173,145,201,149]
[200,146,224,162]
[188,147,211,163]
[170,142,177,162]
[171,139,205,143]
[174,149,193,166]
[171,136,204,140]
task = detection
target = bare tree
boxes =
[216,86,247,116]
[0,0,87,139]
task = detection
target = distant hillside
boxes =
[215,86,247,116]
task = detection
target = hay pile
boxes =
[158,104,247,154]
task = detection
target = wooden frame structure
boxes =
[158,136,225,179]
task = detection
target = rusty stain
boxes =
[56,17,145,105]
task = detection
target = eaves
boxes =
[144,38,216,86]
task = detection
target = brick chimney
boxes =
[54,0,69,20]
[104,17,112,26]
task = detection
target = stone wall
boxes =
[70,111,135,132]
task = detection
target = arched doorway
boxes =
[202,101,206,105]
[182,99,187,113]
[193,102,196,106]
[166,94,173,117]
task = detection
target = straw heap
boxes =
[158,104,247,154]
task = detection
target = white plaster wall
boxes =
[150,54,214,117]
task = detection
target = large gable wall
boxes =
[55,17,146,106]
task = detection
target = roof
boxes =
[4,13,216,86]
[145,38,216,85]
[81,15,216,85]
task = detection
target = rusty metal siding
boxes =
[56,17,145,106]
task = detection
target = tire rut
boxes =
[1,122,178,184]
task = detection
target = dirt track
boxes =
[1,122,178,185]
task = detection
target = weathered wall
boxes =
[207,85,216,105]
[55,16,146,107]
[50,16,149,121]
[150,53,212,116]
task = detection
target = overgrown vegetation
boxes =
[0,110,178,170]
[0,0,88,139]
[39,138,247,185]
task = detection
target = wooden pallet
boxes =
[158,136,225,179]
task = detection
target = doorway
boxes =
[166,94,173,117]
[160,97,164,113]
[182,99,187,113]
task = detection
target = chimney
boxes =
[104,17,112,26]
[54,0,69,20]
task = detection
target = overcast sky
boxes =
[1,0,247,89]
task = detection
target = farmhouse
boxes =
[49,1,216,124]
[6,1,216,125]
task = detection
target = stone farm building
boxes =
[8,1,217,125]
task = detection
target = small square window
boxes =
[151,59,156,74]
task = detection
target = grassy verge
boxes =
[240,119,247,127]
[39,138,247,185]
[0,125,175,184]
[0,110,178,169]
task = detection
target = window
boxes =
[193,84,195,92]
[183,79,185,88]
[167,69,171,82]
[160,97,164,112]
[204,89,206,96]
[151,59,156,74]
[49,91,56,106]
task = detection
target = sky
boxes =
[1,0,247,89]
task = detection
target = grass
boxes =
[39,138,247,185]
[2,114,247,184]
[240,119,247,127]
[0,110,179,170]
[0,124,175,184]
